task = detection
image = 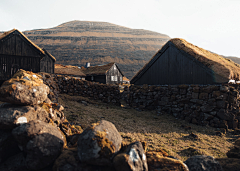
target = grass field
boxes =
[58,94,238,161]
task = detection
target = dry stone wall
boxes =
[41,73,240,130]
[53,75,121,105]
[124,84,240,129]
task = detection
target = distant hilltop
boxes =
[22,20,170,79]
[1,21,238,78]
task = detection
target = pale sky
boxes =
[1,0,240,57]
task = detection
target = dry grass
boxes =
[171,38,240,81]
[58,94,238,161]
[80,62,114,75]
[55,64,85,76]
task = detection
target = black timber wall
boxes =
[86,75,106,84]
[40,55,55,74]
[133,42,227,85]
[0,31,43,80]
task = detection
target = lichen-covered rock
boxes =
[0,130,21,163]
[53,147,114,171]
[12,120,66,170]
[226,146,240,158]
[0,153,29,171]
[0,69,49,105]
[216,158,240,171]
[185,155,223,171]
[113,141,148,171]
[77,120,122,166]
[0,103,50,129]
[146,151,188,171]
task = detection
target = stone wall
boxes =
[41,73,240,130]
[124,84,240,129]
[53,75,121,105]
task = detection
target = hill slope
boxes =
[23,20,170,78]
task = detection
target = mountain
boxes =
[22,20,170,79]
[224,56,240,65]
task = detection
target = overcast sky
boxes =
[1,0,240,57]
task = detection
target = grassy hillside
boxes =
[22,20,170,79]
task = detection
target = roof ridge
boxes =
[0,29,45,55]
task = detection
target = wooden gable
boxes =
[0,29,44,58]
[131,41,227,85]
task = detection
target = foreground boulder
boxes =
[0,130,21,163]
[77,120,122,166]
[53,147,114,171]
[226,137,240,158]
[0,103,50,129]
[0,69,49,105]
[185,155,223,171]
[146,150,188,171]
[12,120,65,170]
[216,158,240,171]
[113,141,148,171]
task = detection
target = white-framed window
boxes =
[120,76,122,81]
[111,76,117,81]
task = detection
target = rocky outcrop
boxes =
[77,120,122,166]
[0,69,49,105]
[113,141,148,171]
[0,104,50,129]
[0,70,81,170]
[146,150,188,171]
[184,155,223,171]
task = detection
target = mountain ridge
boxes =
[22,20,170,78]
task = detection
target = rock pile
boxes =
[0,70,80,170]
[0,70,233,171]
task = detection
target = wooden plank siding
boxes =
[0,30,45,81]
[106,64,123,84]
[132,42,227,85]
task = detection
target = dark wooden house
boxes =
[40,49,56,74]
[81,62,124,84]
[131,38,240,85]
[0,29,55,83]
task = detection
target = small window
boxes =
[120,77,122,81]
[111,76,117,81]
[111,76,114,81]
[91,76,94,81]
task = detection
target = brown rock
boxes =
[216,158,240,171]
[0,130,21,163]
[185,155,223,171]
[113,141,148,171]
[77,120,122,166]
[53,147,114,171]
[227,146,240,158]
[217,109,235,121]
[146,153,188,171]
[199,93,208,100]
[12,120,66,170]
[0,69,49,105]
[0,103,50,129]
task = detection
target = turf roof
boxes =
[131,38,240,83]
[80,62,115,75]
[170,38,240,81]
[55,64,86,76]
